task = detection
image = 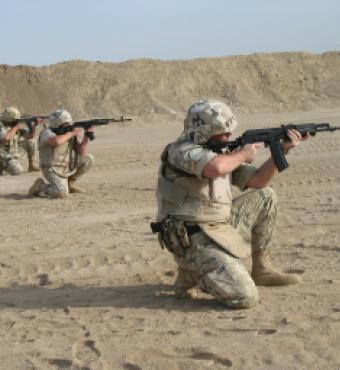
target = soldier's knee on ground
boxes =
[45,184,69,198]
[6,159,23,175]
[199,271,259,309]
[215,287,259,309]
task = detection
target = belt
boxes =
[185,224,201,236]
[150,222,201,236]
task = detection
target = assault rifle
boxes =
[205,123,340,172]
[51,116,132,141]
[1,115,49,132]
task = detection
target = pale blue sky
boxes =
[0,0,339,66]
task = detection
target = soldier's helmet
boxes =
[48,109,73,128]
[183,99,238,144]
[2,106,21,122]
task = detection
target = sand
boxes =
[0,106,339,369]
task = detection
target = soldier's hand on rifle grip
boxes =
[72,127,82,137]
[241,143,261,164]
[85,126,95,141]
[282,129,308,154]
[34,118,45,126]
[15,122,26,130]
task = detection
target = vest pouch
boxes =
[173,220,191,249]
[159,217,190,257]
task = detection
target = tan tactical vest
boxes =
[39,135,78,178]
[158,164,232,222]
[157,165,251,257]
[157,155,251,258]
[0,125,22,158]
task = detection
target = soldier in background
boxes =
[28,109,94,198]
[154,99,307,309]
[0,106,41,175]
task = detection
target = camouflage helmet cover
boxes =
[2,106,21,122]
[183,99,238,144]
[48,109,73,128]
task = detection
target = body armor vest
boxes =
[39,134,78,178]
[158,146,232,222]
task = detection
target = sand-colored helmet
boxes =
[183,99,238,144]
[48,109,73,128]
[2,106,21,122]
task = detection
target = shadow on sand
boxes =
[0,283,223,312]
[0,193,33,200]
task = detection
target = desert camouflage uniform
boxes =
[0,121,36,175]
[38,127,94,197]
[156,99,280,309]
[158,140,278,308]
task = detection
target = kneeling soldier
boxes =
[29,109,94,198]
[0,106,40,175]
[153,99,306,309]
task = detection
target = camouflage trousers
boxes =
[41,154,94,197]
[0,139,36,175]
[174,187,278,309]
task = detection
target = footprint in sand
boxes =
[37,273,52,286]
[285,269,305,275]
[190,350,233,367]
[231,315,248,321]
[72,339,101,368]
[48,358,73,369]
[122,363,143,370]
[257,328,277,335]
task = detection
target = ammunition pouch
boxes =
[150,217,199,257]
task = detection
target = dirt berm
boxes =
[0,51,339,117]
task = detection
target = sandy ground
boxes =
[0,109,339,370]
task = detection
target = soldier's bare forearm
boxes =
[202,151,247,178]
[246,157,276,188]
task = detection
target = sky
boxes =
[0,0,339,66]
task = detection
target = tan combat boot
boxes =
[251,251,301,286]
[174,267,198,299]
[28,178,46,196]
[28,157,40,172]
[68,178,85,193]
